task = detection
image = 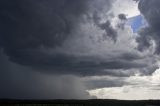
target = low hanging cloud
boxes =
[0,50,93,99]
[0,0,160,100]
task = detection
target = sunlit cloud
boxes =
[88,68,160,100]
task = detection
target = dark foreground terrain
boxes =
[0,99,160,106]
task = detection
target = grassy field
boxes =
[0,99,160,106]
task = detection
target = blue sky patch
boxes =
[127,15,147,33]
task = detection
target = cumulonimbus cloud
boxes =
[0,0,158,77]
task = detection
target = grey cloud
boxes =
[32,54,147,76]
[137,0,160,54]
[0,0,90,73]
[100,21,118,42]
[0,0,90,65]
[118,14,127,20]
[136,28,152,52]
[133,0,139,2]
[85,78,125,90]
[0,50,92,99]
[117,52,143,61]
[0,0,124,76]
[116,14,127,30]
[0,0,152,77]
[0,0,159,99]
[92,11,118,42]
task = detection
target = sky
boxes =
[127,15,145,33]
[0,0,160,100]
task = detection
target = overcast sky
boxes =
[0,0,160,100]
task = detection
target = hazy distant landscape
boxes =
[1,99,160,106]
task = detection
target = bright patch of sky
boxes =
[127,15,148,33]
[111,0,140,18]
[88,68,160,100]
[111,0,148,33]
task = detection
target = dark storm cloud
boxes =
[118,14,127,20]
[23,53,146,76]
[0,0,90,61]
[117,52,142,61]
[0,0,89,68]
[0,50,93,99]
[117,14,127,30]
[66,58,146,76]
[92,11,118,42]
[100,21,118,42]
[0,0,149,77]
[0,0,159,100]
[137,0,160,54]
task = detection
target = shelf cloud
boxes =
[0,0,160,99]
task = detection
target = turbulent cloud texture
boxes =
[0,0,154,76]
[137,0,160,54]
[0,0,90,65]
[0,0,123,75]
[0,0,160,99]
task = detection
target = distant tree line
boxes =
[0,99,160,106]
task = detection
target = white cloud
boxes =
[88,86,160,100]
[88,68,160,100]
[111,0,140,18]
